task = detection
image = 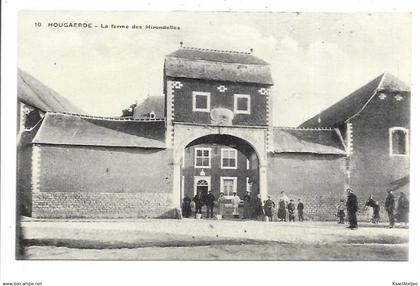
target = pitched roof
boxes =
[299,73,410,128]
[133,96,164,119]
[272,127,346,155]
[18,68,83,113]
[165,47,273,85]
[33,112,166,149]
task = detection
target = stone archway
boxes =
[171,123,268,209]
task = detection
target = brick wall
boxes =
[268,153,347,221]
[32,192,174,218]
[31,145,175,218]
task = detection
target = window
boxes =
[193,91,211,112]
[234,94,251,114]
[246,177,252,193]
[221,148,237,169]
[195,148,211,168]
[220,177,237,197]
[390,127,409,156]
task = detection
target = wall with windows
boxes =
[167,77,270,126]
[347,91,410,219]
[182,143,258,200]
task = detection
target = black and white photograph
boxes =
[2,1,420,286]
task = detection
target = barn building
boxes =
[17,47,410,220]
[300,72,410,219]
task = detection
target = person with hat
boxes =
[193,192,203,216]
[182,195,192,218]
[217,192,226,218]
[385,189,396,228]
[252,194,264,220]
[232,192,241,218]
[205,190,216,218]
[346,188,359,229]
[243,191,252,219]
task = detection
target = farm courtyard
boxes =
[19,217,408,260]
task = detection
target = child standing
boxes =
[337,199,346,224]
[297,199,304,222]
[287,199,296,222]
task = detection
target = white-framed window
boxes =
[389,127,409,156]
[221,148,237,169]
[220,177,237,197]
[234,94,251,114]
[246,177,252,193]
[192,91,211,112]
[195,147,211,168]
[246,158,250,170]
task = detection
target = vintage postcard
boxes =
[2,3,420,286]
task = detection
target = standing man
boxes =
[397,192,409,227]
[385,189,396,228]
[232,192,241,218]
[205,190,216,218]
[243,191,251,219]
[182,195,192,218]
[193,192,203,216]
[263,195,275,221]
[346,188,359,229]
[297,199,304,222]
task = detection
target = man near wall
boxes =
[385,189,396,228]
[205,190,216,218]
[346,188,359,230]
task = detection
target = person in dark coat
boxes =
[252,194,264,220]
[243,191,251,219]
[193,193,203,215]
[397,192,409,227]
[346,188,359,229]
[264,195,275,221]
[182,196,192,218]
[297,199,304,222]
[278,198,287,222]
[287,199,296,222]
[204,190,216,218]
[385,189,396,228]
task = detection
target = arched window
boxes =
[390,127,409,156]
[197,180,208,186]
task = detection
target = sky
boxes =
[18,11,411,126]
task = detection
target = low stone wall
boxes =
[32,192,175,218]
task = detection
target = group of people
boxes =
[182,188,410,229]
[181,190,264,219]
[341,188,409,230]
[182,190,306,222]
[262,192,304,222]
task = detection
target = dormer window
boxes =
[193,91,211,112]
[390,127,409,156]
[234,94,250,114]
[149,111,155,119]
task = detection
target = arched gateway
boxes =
[171,124,268,209]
